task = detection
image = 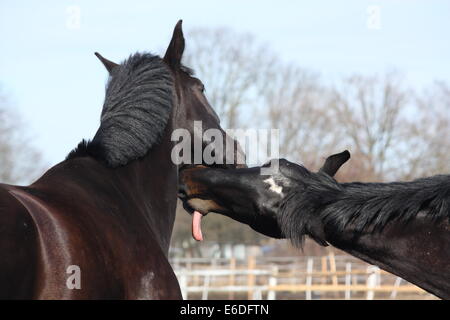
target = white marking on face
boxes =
[264,177,284,196]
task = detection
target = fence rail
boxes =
[170,253,436,300]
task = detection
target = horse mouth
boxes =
[178,137,247,239]
[179,163,240,242]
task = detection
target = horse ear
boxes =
[319,150,350,177]
[94,52,119,74]
[164,20,185,70]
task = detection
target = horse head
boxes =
[94,20,245,170]
[178,150,350,241]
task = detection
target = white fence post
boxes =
[366,266,380,300]
[390,277,403,299]
[345,262,352,300]
[202,274,211,300]
[253,289,262,300]
[306,258,314,300]
[267,266,278,300]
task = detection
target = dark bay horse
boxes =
[0,21,242,299]
[179,151,450,299]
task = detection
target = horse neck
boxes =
[114,120,178,254]
[324,215,450,299]
[319,179,450,299]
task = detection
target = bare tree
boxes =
[184,27,341,169]
[399,81,450,179]
[256,62,344,169]
[184,28,272,128]
[0,88,47,184]
[329,72,410,181]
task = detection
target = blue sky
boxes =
[1,0,449,166]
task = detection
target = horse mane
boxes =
[278,165,450,246]
[67,52,174,167]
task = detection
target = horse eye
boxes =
[200,84,205,93]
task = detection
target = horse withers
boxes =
[0,20,243,299]
[179,151,450,299]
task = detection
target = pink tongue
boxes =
[192,211,204,241]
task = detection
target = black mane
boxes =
[278,165,450,246]
[66,139,105,162]
[67,52,174,167]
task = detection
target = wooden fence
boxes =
[170,253,436,300]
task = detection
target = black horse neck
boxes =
[324,216,450,299]
[282,173,450,299]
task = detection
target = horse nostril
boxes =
[178,183,188,199]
